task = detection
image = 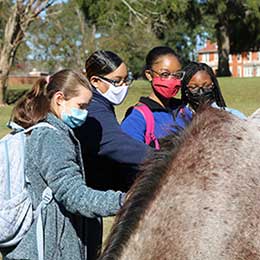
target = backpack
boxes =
[134,103,160,150]
[0,122,55,259]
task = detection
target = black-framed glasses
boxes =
[187,83,214,93]
[99,74,133,87]
[150,69,185,80]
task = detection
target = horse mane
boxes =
[99,106,234,260]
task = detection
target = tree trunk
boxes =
[0,44,18,106]
[216,22,232,77]
[0,4,23,105]
[0,1,54,105]
[0,67,10,106]
[0,42,20,105]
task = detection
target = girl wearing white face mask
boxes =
[96,76,129,105]
[6,69,125,260]
[75,51,150,193]
[75,52,150,259]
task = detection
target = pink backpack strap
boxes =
[134,103,160,150]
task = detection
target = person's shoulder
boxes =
[225,107,247,119]
[177,104,193,117]
[123,98,148,120]
[211,102,246,119]
[27,117,69,145]
[121,104,147,132]
[124,105,135,119]
[28,124,64,149]
[88,96,114,116]
[124,104,148,121]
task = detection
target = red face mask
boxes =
[152,77,181,99]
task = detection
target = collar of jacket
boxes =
[139,96,183,112]
[91,88,115,111]
[46,112,76,136]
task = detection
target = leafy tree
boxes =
[78,0,203,76]
[143,0,206,64]
[27,0,93,72]
[0,0,55,105]
[0,1,12,46]
[229,1,260,53]
[200,0,260,76]
[83,0,260,77]
[98,20,161,77]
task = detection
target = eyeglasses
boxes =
[98,74,133,87]
[150,69,185,80]
[187,83,214,93]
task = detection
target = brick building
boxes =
[198,41,260,77]
[7,69,48,86]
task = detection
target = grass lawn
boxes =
[218,77,260,115]
[0,105,14,137]
[0,77,259,256]
[0,84,30,138]
[115,76,260,122]
[1,77,259,138]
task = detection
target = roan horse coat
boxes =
[100,107,260,260]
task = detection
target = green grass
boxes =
[1,78,259,138]
[115,80,151,121]
[0,77,259,251]
[0,105,14,137]
[217,77,260,115]
[115,77,260,122]
[0,84,30,138]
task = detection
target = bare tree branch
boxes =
[120,0,147,24]
[0,0,55,105]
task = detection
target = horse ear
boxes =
[248,108,260,127]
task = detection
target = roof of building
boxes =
[198,41,218,53]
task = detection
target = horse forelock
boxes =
[99,106,241,260]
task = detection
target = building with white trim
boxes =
[198,41,260,77]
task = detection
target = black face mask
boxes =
[185,87,215,111]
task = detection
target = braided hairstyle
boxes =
[181,62,226,108]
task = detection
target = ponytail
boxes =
[11,77,50,129]
[11,69,92,129]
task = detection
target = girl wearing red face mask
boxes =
[121,46,192,149]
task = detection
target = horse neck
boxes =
[100,107,260,260]
[119,116,260,259]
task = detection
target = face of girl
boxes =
[187,70,214,92]
[91,63,129,93]
[185,70,216,110]
[145,54,182,81]
[55,85,92,118]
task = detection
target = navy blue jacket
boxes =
[75,90,150,192]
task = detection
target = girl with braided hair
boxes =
[181,62,246,119]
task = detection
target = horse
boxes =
[249,108,260,126]
[99,106,260,260]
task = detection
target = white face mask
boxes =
[97,79,129,105]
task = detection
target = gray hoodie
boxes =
[5,113,123,260]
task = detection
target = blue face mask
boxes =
[61,107,88,128]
